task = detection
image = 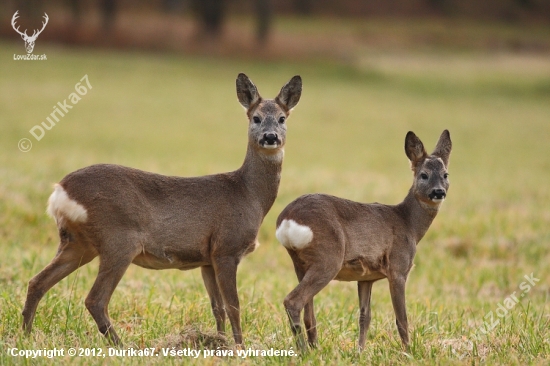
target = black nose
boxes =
[432,189,446,198]
[264,133,278,144]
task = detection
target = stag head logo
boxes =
[12,11,49,54]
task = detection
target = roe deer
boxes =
[22,73,302,346]
[276,130,452,351]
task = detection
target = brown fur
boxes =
[22,73,302,346]
[276,130,452,351]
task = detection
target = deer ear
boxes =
[276,75,302,111]
[405,131,428,171]
[432,129,452,167]
[236,73,261,110]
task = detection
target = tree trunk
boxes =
[295,0,312,16]
[101,0,117,31]
[193,0,225,38]
[256,0,271,43]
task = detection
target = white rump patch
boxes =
[47,184,88,223]
[276,219,313,250]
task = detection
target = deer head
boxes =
[12,11,49,54]
[236,73,302,156]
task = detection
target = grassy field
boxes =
[1,26,549,365]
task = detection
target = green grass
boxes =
[1,34,549,365]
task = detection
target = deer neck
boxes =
[237,144,283,215]
[398,188,439,244]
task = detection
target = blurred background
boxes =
[1,0,550,58]
[1,1,549,364]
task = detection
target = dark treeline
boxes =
[6,0,550,42]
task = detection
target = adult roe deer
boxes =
[276,130,452,351]
[22,73,302,346]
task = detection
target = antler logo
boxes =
[11,11,49,54]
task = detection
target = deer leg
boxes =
[357,280,373,351]
[213,258,242,345]
[22,245,97,333]
[201,265,226,335]
[388,276,409,348]
[85,249,136,346]
[303,300,317,347]
[284,264,339,352]
[290,257,318,347]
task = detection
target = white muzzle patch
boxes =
[262,143,279,149]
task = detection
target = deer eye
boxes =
[253,116,261,124]
[420,173,429,180]
[443,173,449,179]
[278,116,286,124]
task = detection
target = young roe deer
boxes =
[276,130,452,351]
[22,73,302,346]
